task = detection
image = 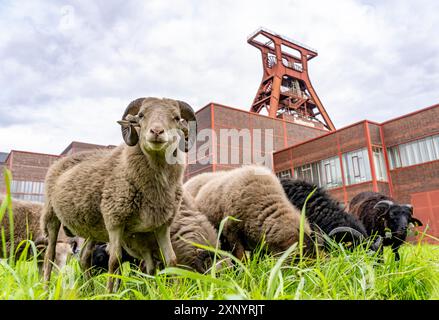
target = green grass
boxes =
[1,168,439,300]
[1,242,438,300]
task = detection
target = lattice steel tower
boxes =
[248,28,335,131]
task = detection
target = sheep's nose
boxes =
[150,125,165,136]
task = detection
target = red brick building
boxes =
[60,141,116,156]
[0,150,59,202]
[0,152,9,191]
[0,142,115,203]
[273,104,439,237]
[185,102,327,180]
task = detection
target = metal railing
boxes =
[247,27,318,53]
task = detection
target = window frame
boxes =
[387,134,439,169]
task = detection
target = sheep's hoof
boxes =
[107,280,114,293]
[107,278,120,293]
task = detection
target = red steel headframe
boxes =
[247,28,335,131]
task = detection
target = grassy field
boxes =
[0,241,438,300]
[1,169,439,300]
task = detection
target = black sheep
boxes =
[280,179,381,251]
[90,244,138,272]
[349,191,423,261]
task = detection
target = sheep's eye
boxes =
[138,112,144,118]
[174,116,181,122]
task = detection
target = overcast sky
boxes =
[0,0,438,155]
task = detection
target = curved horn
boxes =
[373,200,394,210]
[370,235,383,252]
[328,227,366,242]
[119,98,145,146]
[69,238,79,255]
[177,100,197,152]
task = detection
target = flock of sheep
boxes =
[0,97,424,293]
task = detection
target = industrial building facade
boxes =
[273,104,439,238]
[184,102,326,180]
[0,150,59,202]
[183,102,439,237]
[0,142,115,203]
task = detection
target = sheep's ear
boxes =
[177,100,197,152]
[120,98,145,146]
[118,119,139,146]
[410,217,423,227]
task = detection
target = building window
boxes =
[352,156,360,177]
[276,169,292,179]
[12,194,44,203]
[320,156,343,189]
[324,163,332,182]
[387,134,439,169]
[294,162,321,187]
[387,146,402,169]
[342,148,371,185]
[294,156,342,189]
[373,147,388,181]
[10,180,45,203]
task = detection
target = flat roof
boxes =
[381,102,439,125]
[60,141,117,155]
[247,27,318,54]
[273,103,439,155]
[8,149,60,158]
[4,149,60,165]
[196,102,328,132]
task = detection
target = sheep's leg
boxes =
[142,248,155,274]
[43,208,61,286]
[107,228,123,293]
[123,234,156,273]
[79,239,96,277]
[155,224,177,267]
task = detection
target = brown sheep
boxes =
[0,197,75,267]
[170,191,221,272]
[40,97,197,292]
[88,191,223,273]
[184,165,315,259]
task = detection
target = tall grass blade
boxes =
[266,242,297,298]
[299,187,317,262]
